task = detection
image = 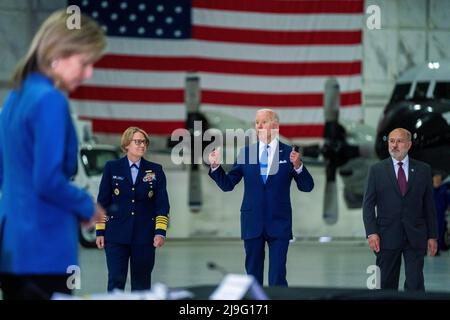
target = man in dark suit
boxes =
[363,128,438,291]
[208,109,314,286]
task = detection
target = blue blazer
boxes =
[209,141,314,240]
[0,72,94,274]
[97,156,170,244]
[363,158,438,249]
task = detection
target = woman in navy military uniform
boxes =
[96,127,170,291]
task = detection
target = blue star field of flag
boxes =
[69,0,191,39]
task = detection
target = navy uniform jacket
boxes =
[209,141,314,240]
[96,156,170,244]
[363,158,438,249]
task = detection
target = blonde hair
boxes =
[11,9,106,88]
[121,127,150,152]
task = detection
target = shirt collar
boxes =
[128,158,141,168]
[259,138,278,152]
[392,155,409,167]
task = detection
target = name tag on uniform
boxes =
[113,176,125,180]
[279,160,287,164]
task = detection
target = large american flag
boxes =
[69,0,363,138]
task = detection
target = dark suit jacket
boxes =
[97,157,170,244]
[209,141,314,240]
[363,157,437,249]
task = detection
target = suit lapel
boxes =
[385,158,402,197]
[266,142,282,184]
[135,158,149,186]
[253,142,265,186]
[122,157,134,185]
[406,160,416,195]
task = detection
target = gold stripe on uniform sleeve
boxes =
[96,222,106,231]
[155,215,169,231]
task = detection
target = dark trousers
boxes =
[437,219,447,252]
[376,244,426,291]
[0,274,71,300]
[244,234,290,287]
[105,242,155,292]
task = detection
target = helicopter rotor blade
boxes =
[322,78,341,225]
[323,162,338,225]
[188,164,202,213]
[185,73,204,213]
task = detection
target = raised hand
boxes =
[290,146,302,169]
[208,148,221,168]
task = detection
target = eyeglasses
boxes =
[131,139,148,146]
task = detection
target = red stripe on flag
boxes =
[70,86,183,103]
[72,86,361,107]
[81,117,186,135]
[280,124,324,138]
[193,26,362,45]
[203,90,361,107]
[193,0,364,14]
[81,116,323,138]
[96,55,361,76]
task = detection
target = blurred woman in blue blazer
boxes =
[96,127,170,292]
[0,10,106,299]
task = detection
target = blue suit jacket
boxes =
[363,158,438,249]
[209,141,314,240]
[97,156,170,244]
[0,72,94,274]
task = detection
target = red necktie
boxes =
[397,162,407,196]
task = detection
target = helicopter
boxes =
[375,60,450,177]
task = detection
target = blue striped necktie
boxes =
[260,144,269,183]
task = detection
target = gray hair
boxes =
[389,128,412,141]
[256,108,279,123]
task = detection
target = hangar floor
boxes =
[76,240,450,297]
[3,153,450,299]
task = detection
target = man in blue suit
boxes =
[363,128,438,291]
[208,109,314,286]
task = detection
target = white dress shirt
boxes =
[392,155,409,181]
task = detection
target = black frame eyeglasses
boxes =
[131,139,148,146]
